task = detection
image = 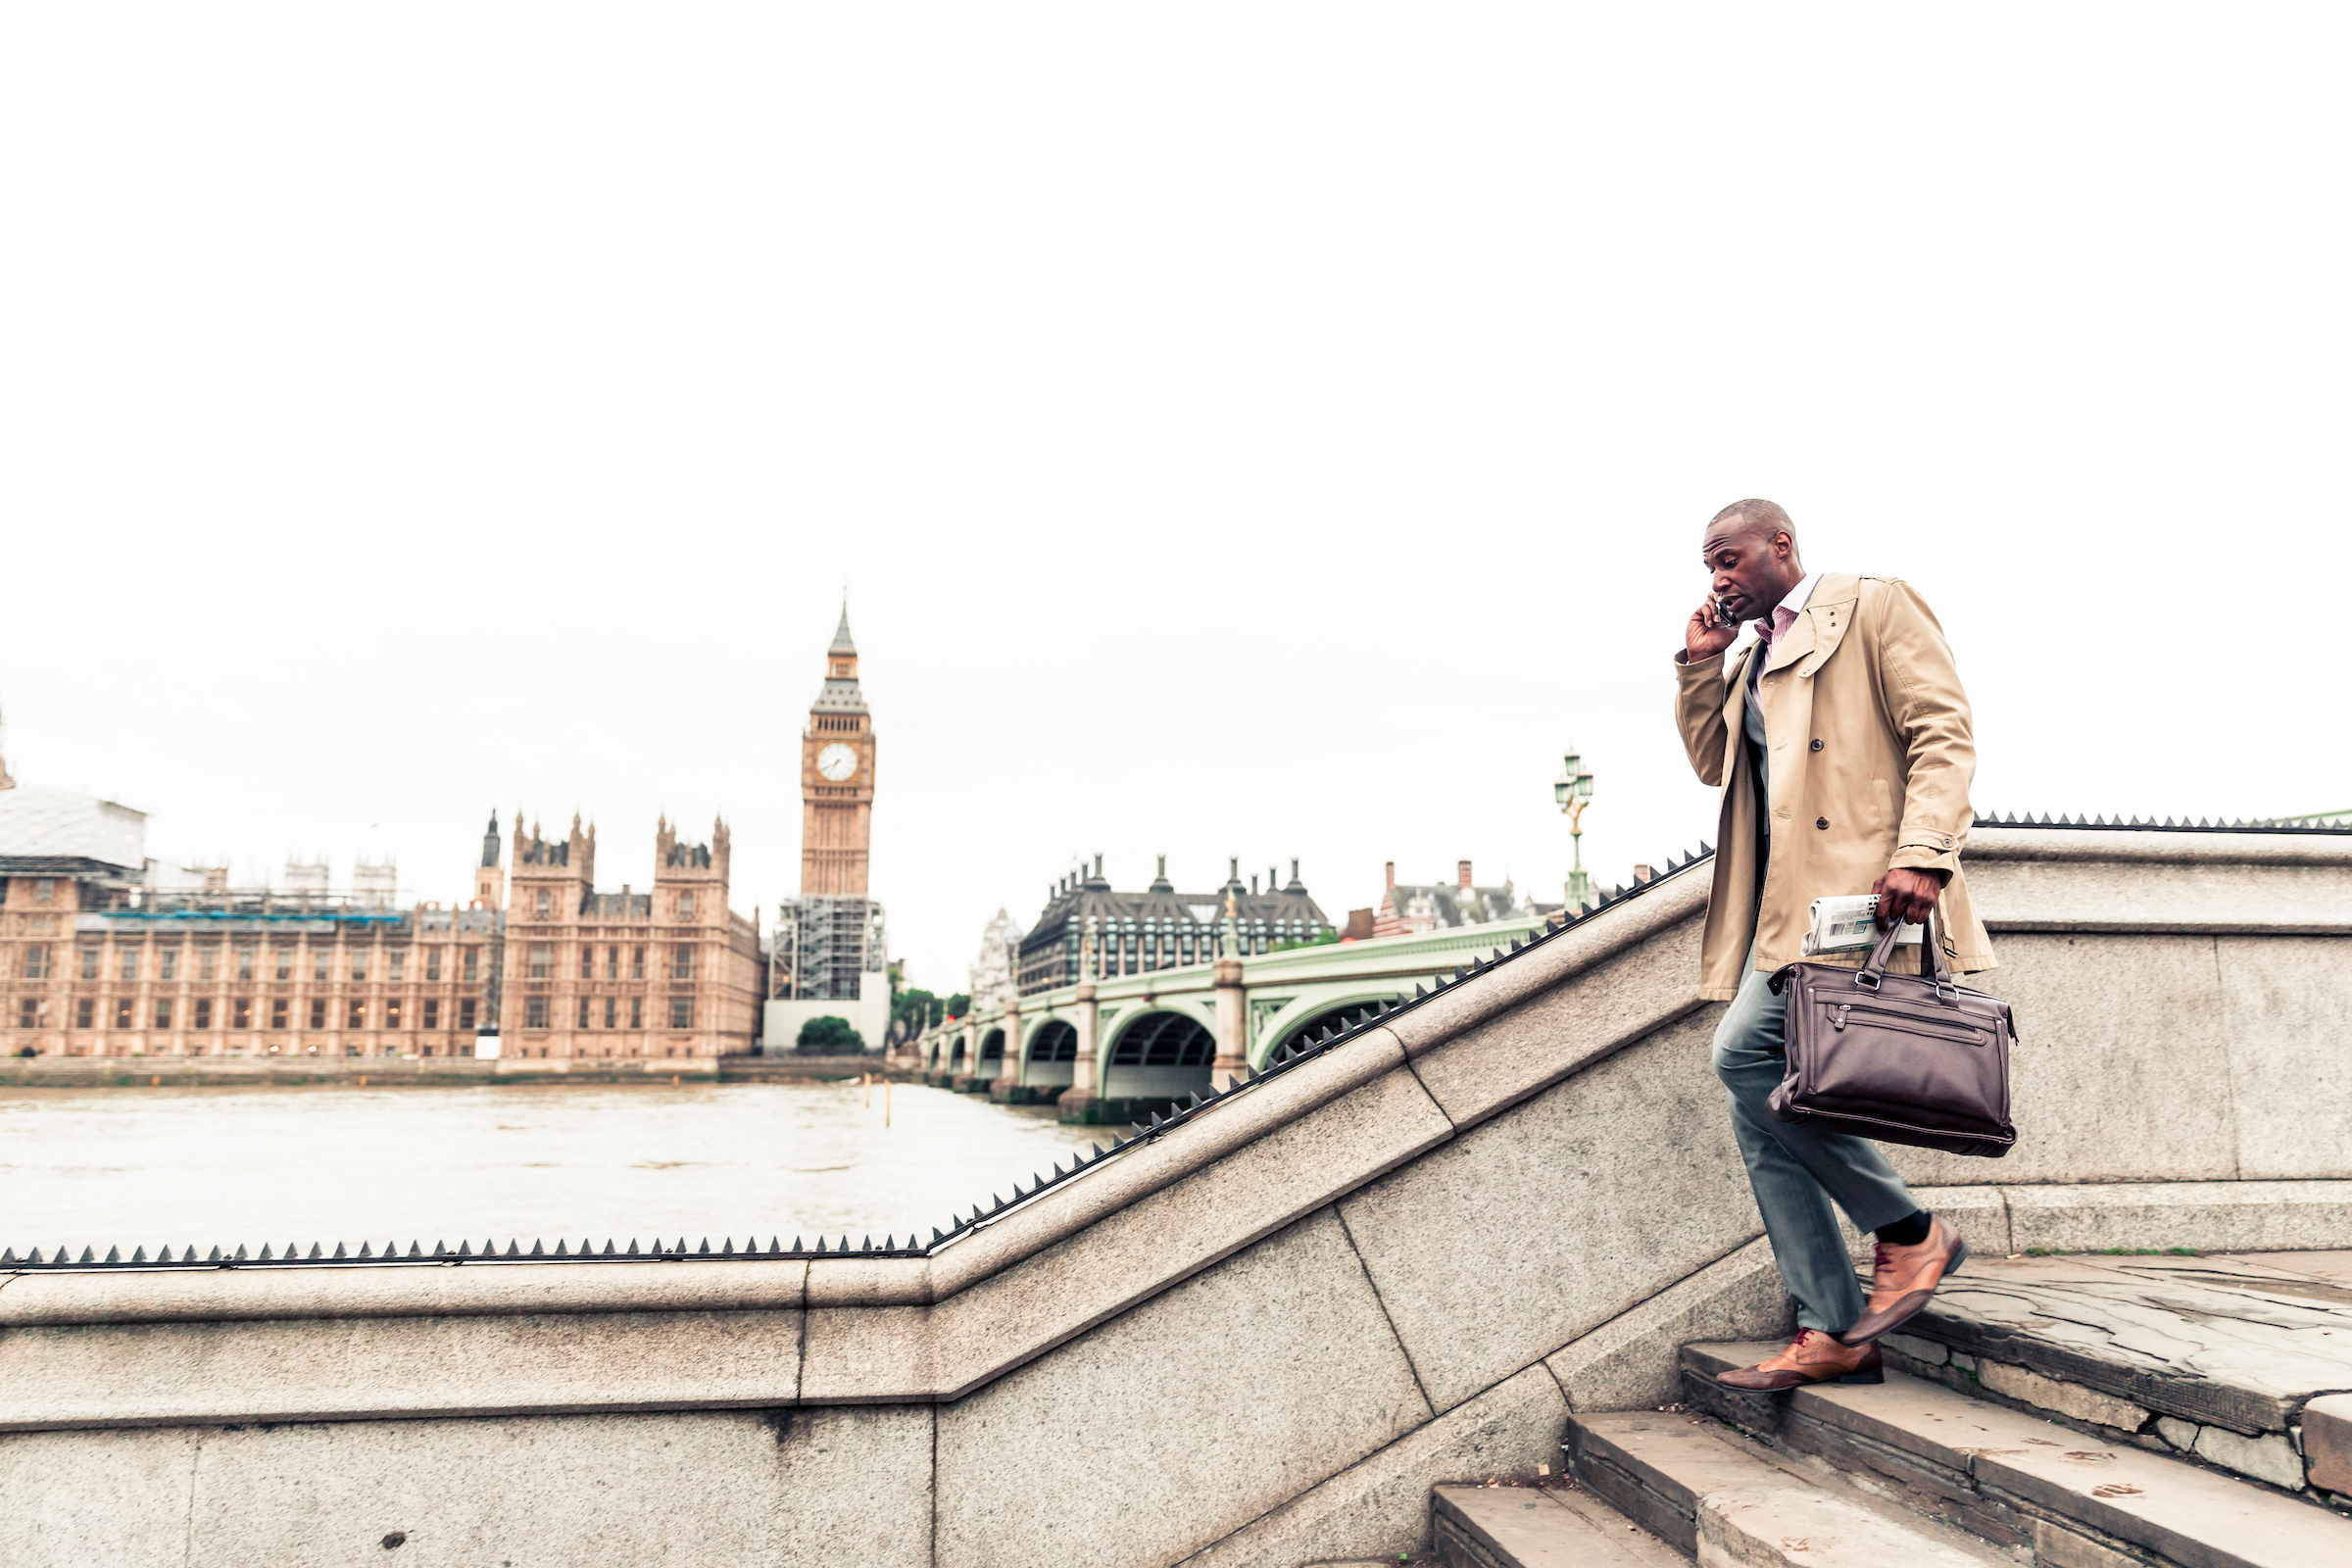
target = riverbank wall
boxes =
[0,1053,915,1089]
[4,825,2346,1566]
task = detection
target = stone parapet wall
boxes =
[4,828,2347,1566]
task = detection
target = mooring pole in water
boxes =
[864,1072,871,1108]
[885,1077,892,1128]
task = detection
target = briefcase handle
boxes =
[1855,902,1953,995]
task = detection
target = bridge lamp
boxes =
[1555,748,1596,911]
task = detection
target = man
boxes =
[1674,499,1995,1390]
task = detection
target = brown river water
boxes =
[0,1080,1126,1259]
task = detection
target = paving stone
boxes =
[1976,1356,2149,1433]
[2306,1393,2352,1494]
[1884,1331,1947,1366]
[1746,1358,2352,1568]
[2192,1424,2306,1491]
[1897,1250,2352,1436]
[1698,1480,2004,1566]
[1431,1483,1681,1567]
[2157,1415,2202,1450]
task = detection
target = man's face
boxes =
[1700,527,1794,621]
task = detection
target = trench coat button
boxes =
[1816,817,1830,830]
[1809,738,1824,752]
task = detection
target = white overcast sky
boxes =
[1,7,2341,994]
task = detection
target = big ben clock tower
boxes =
[801,603,875,896]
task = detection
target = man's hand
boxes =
[1685,598,1738,662]
[1872,867,1943,928]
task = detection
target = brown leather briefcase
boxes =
[1765,911,2017,1158]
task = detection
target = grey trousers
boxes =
[1712,960,1921,1333]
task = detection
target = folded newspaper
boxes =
[1801,894,1924,956]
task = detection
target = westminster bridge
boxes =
[906,912,1555,1122]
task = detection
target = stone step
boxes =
[1563,1409,2010,1567]
[1876,1250,2352,1494]
[1682,1342,2352,1568]
[1431,1483,1682,1567]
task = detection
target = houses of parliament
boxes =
[0,613,888,1060]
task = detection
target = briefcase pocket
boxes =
[1802,1017,2007,1125]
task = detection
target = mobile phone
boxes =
[1712,595,1739,630]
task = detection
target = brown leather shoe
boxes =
[1714,1330,1885,1391]
[1839,1215,1969,1347]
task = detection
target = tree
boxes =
[945,992,970,1020]
[796,1015,865,1054]
[892,987,941,1035]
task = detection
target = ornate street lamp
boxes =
[1555,747,1596,911]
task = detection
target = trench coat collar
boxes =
[1762,571,1861,678]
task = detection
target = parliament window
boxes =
[389,950,407,982]
[631,946,645,980]
[233,998,252,1029]
[669,998,693,1029]
[630,996,643,1029]
[604,996,616,1028]
[350,951,368,982]
[154,1000,172,1029]
[270,1000,288,1029]
[21,944,46,979]
[580,946,594,980]
[577,997,592,1028]
[311,998,326,1030]
[159,948,177,980]
[678,891,695,918]
[19,998,40,1028]
[386,998,404,1029]
[528,945,553,979]
[194,999,213,1029]
[672,944,695,980]
[121,947,141,982]
[75,999,94,1029]
[237,949,256,982]
[314,949,329,982]
[33,878,53,904]
[199,948,218,981]
[606,945,619,979]
[80,948,99,980]
[423,998,440,1029]
[525,997,547,1029]
[535,890,551,916]
[462,947,479,983]
[459,998,476,1031]
[275,950,293,981]
[114,999,133,1029]
[425,948,442,982]
[348,999,366,1029]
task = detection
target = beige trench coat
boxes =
[1674,572,1996,1001]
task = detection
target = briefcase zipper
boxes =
[1823,1003,1988,1047]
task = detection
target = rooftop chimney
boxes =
[1633,863,1653,884]
[1457,859,1473,892]
[1385,859,1396,891]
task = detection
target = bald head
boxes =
[1708,499,1795,542]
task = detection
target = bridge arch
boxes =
[1260,995,1404,1065]
[1102,1009,1215,1104]
[977,1028,1005,1068]
[1025,1018,1079,1092]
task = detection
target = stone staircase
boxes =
[1430,1250,2352,1568]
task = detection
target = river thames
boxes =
[1,1080,1121,1259]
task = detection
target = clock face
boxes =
[816,743,858,782]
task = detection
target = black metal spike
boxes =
[0,1249,14,1265]
[232,1244,247,1260]
[456,1241,471,1257]
[932,1227,946,1244]
[884,1235,896,1250]
[130,1245,146,1262]
[305,1243,320,1259]
[1413,983,1428,999]
[524,1239,543,1257]
[255,1245,271,1261]
[155,1246,172,1262]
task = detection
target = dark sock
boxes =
[1876,1210,1932,1247]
